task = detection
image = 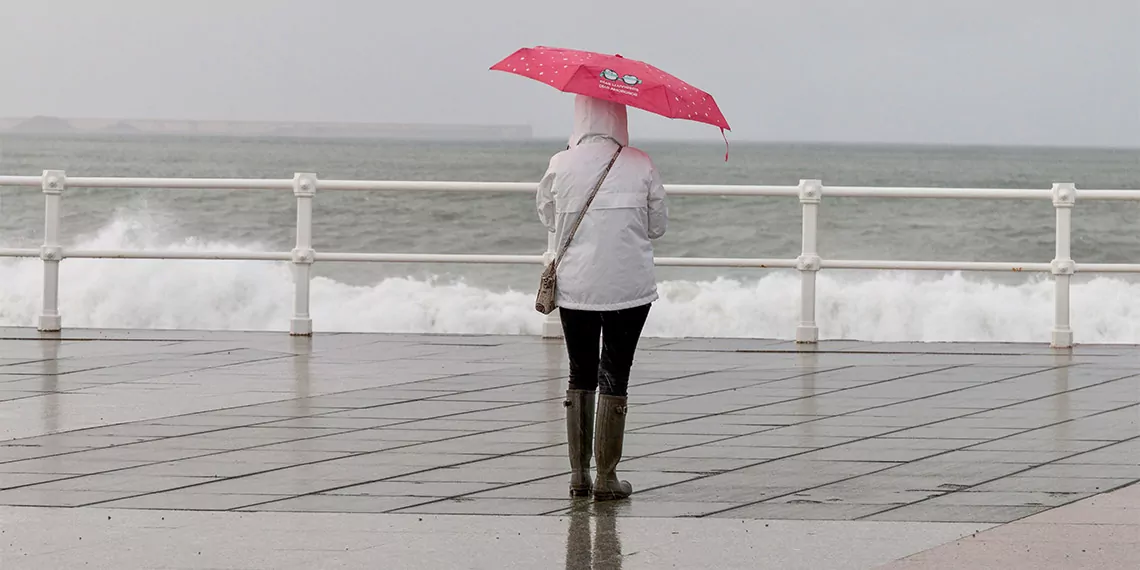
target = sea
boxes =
[1,134,1138,343]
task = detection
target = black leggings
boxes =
[560,304,651,397]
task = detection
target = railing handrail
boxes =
[2,171,1135,346]
[3,174,1140,199]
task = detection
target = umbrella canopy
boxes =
[491,46,731,158]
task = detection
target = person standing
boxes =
[536,94,668,501]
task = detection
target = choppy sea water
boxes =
[1,134,1138,342]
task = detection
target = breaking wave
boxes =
[1,216,1139,343]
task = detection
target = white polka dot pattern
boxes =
[490,45,730,131]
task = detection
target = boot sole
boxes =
[570,488,592,498]
[592,492,631,502]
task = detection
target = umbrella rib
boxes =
[647,83,677,119]
[555,64,592,91]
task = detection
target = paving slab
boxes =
[880,482,1139,569]
[0,328,1137,568]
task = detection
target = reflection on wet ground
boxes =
[0,329,1136,568]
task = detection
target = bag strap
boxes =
[552,142,623,270]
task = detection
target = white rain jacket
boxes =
[537,95,668,312]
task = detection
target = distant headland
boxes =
[0,116,533,140]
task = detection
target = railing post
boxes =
[795,179,822,343]
[541,231,563,338]
[1050,183,1076,348]
[290,172,317,336]
[38,170,64,332]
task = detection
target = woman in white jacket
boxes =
[537,94,668,501]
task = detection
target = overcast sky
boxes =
[1,0,1138,146]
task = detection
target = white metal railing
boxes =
[3,171,1140,347]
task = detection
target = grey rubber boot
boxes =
[564,389,595,497]
[592,394,633,501]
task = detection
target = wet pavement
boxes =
[0,328,1136,568]
[882,481,1140,569]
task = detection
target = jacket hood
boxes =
[568,95,629,148]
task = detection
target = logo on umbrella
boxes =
[601,69,641,86]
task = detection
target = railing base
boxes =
[37,315,61,332]
[541,317,563,339]
[290,318,313,336]
[1051,329,1074,349]
[795,325,819,343]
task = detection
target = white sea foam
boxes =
[2,216,1139,343]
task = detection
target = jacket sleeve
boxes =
[536,162,556,233]
[647,164,668,239]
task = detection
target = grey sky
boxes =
[1,0,1138,146]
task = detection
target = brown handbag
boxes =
[535,144,624,314]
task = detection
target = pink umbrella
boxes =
[491,45,731,159]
